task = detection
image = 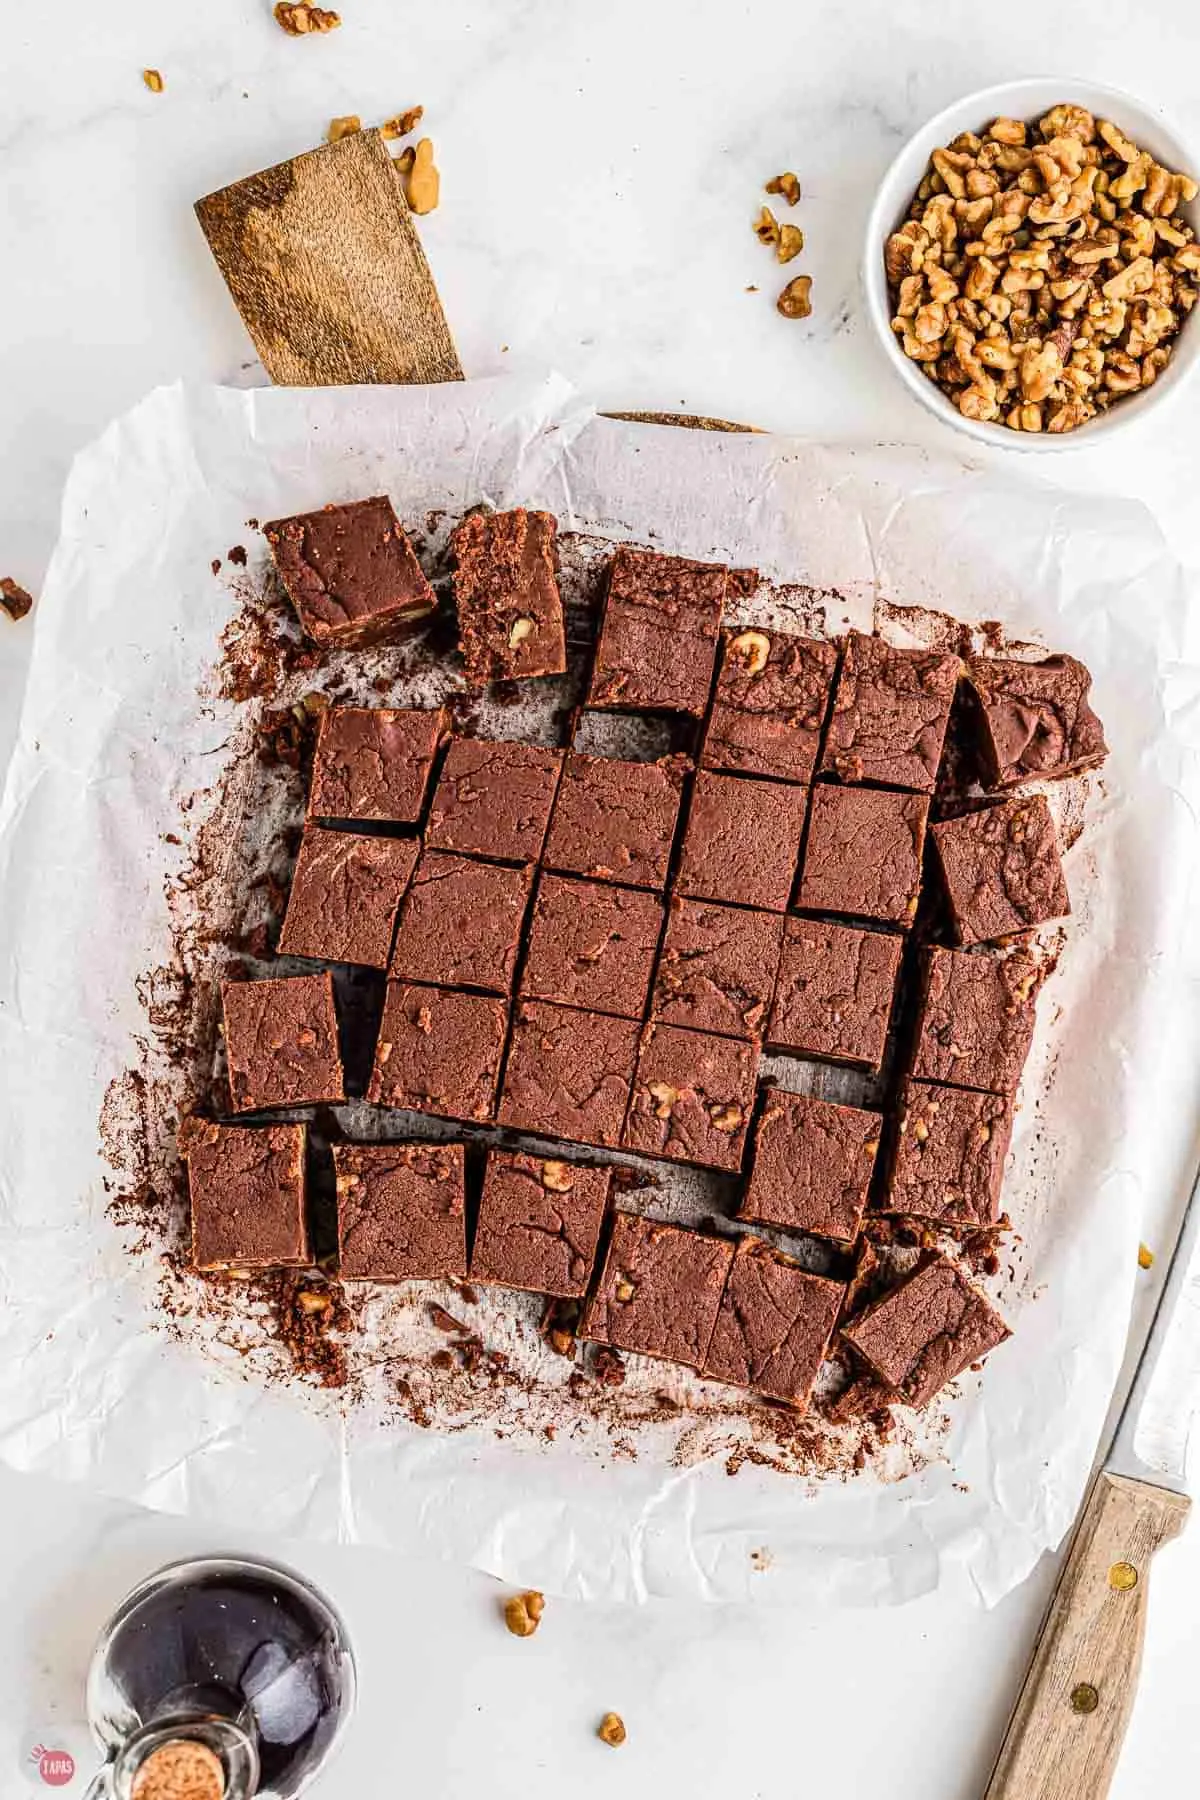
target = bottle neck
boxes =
[96,1717,260,1800]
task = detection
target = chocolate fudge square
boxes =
[931,795,1070,946]
[184,1120,309,1272]
[842,1254,1010,1409]
[333,1141,466,1282]
[966,653,1108,789]
[652,897,784,1041]
[278,827,418,969]
[703,628,838,784]
[426,738,564,864]
[390,851,532,994]
[222,973,345,1113]
[309,705,444,825]
[676,770,807,912]
[881,1080,1013,1227]
[912,946,1044,1095]
[798,784,929,927]
[264,495,436,648]
[471,1151,611,1298]
[623,1021,757,1171]
[451,508,566,684]
[588,545,727,716]
[522,875,663,1018]
[820,631,960,792]
[542,752,687,891]
[583,1211,734,1369]
[500,1001,640,1148]
[739,1090,880,1244]
[704,1237,844,1409]
[367,982,506,1122]
[767,919,902,1070]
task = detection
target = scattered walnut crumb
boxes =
[274,1,341,34]
[1138,1242,1155,1269]
[405,137,440,214]
[0,578,33,622]
[142,69,164,94]
[777,223,804,264]
[766,171,801,206]
[754,206,781,249]
[777,274,813,319]
[327,115,361,143]
[381,105,424,140]
[503,1590,545,1638]
[597,1712,627,1748]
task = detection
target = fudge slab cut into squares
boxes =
[738,1090,881,1245]
[587,545,727,717]
[367,982,507,1123]
[652,896,784,1041]
[278,826,419,969]
[308,704,445,825]
[222,972,345,1113]
[881,1080,1013,1227]
[965,653,1108,789]
[451,508,566,684]
[703,1237,845,1410]
[911,945,1045,1095]
[425,737,564,864]
[797,784,929,927]
[333,1141,466,1281]
[702,627,838,784]
[582,1211,735,1370]
[820,630,961,792]
[623,1021,757,1172]
[522,875,663,1019]
[499,1000,641,1149]
[264,494,436,648]
[842,1254,1011,1409]
[767,919,902,1071]
[676,769,808,913]
[390,850,533,994]
[471,1151,611,1299]
[931,794,1070,947]
[542,752,687,892]
[184,1120,310,1272]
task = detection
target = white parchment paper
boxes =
[2,371,1199,1608]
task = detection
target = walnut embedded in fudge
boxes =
[471,1152,612,1299]
[588,545,728,717]
[451,508,566,685]
[965,653,1108,788]
[623,1021,757,1172]
[389,850,532,994]
[703,627,838,784]
[367,982,507,1122]
[767,918,902,1071]
[521,876,663,1019]
[334,1141,466,1281]
[542,752,687,892]
[308,705,445,824]
[911,945,1046,1095]
[881,1079,1013,1227]
[499,1001,640,1148]
[703,1237,845,1410]
[739,1090,880,1244]
[820,631,961,792]
[797,785,929,927]
[425,738,564,863]
[676,769,808,912]
[183,1120,310,1272]
[582,1211,734,1370]
[842,1254,1010,1409]
[221,973,345,1113]
[652,897,784,1041]
[264,495,435,648]
[931,794,1070,946]
[278,827,418,969]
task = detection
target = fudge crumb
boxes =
[0,577,33,621]
[142,68,164,94]
[503,1590,545,1638]
[228,544,248,566]
[274,2,341,33]
[597,1713,627,1749]
[254,1271,352,1388]
[766,171,801,205]
[381,106,424,139]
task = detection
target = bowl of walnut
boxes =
[864,79,1200,446]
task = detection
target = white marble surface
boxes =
[2,1,1200,1794]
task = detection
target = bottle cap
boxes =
[129,1739,226,1800]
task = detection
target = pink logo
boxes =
[29,1745,76,1787]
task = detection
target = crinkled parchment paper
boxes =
[1,371,1199,1608]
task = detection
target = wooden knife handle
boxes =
[984,1471,1190,1800]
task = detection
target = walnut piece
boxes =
[406,137,440,215]
[0,578,34,622]
[540,1160,575,1193]
[274,1,341,31]
[142,69,164,93]
[777,274,813,319]
[503,1591,545,1638]
[766,171,801,206]
[327,115,361,143]
[727,629,770,674]
[598,1713,627,1748]
[381,105,424,140]
[777,223,804,264]
[754,206,781,248]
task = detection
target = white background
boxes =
[1,2,1198,1795]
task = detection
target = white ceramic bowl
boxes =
[862,77,1200,451]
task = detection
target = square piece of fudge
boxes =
[703,628,838,783]
[587,546,727,716]
[308,705,445,824]
[842,1254,1010,1409]
[222,973,345,1112]
[184,1120,309,1272]
[334,1141,466,1281]
[500,1001,640,1148]
[652,897,784,1041]
[767,919,902,1070]
[264,495,436,648]
[542,752,687,891]
[582,1212,734,1369]
[522,875,663,1018]
[278,827,418,968]
[739,1090,880,1244]
[390,851,532,994]
[704,1238,845,1409]
[881,1080,1013,1227]
[471,1151,611,1298]
[623,1021,757,1171]
[676,770,808,912]
[911,946,1044,1094]
[966,653,1108,788]
[451,508,566,684]
[820,631,960,791]
[367,982,506,1122]
[931,795,1070,946]
[798,784,929,926]
[425,738,564,863]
